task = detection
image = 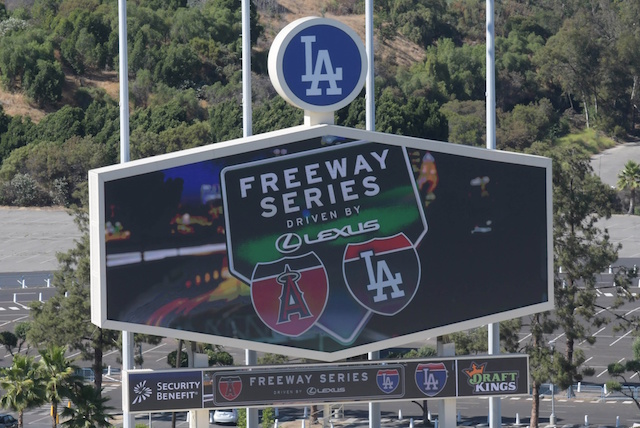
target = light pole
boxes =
[549,343,556,426]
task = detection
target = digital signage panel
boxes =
[125,355,530,413]
[90,124,552,361]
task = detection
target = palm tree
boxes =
[60,384,113,428]
[39,345,80,428]
[0,355,47,428]
[617,160,640,215]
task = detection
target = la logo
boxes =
[343,234,420,316]
[300,35,343,96]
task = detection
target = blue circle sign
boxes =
[268,17,367,113]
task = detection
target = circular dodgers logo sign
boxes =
[268,17,367,112]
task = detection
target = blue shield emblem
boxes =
[415,363,448,397]
[376,369,400,394]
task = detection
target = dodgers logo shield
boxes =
[343,233,420,315]
[415,363,448,397]
[377,369,400,394]
[218,376,242,401]
[251,253,329,337]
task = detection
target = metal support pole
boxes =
[368,351,380,428]
[241,0,256,425]
[486,2,500,427]
[246,350,258,428]
[242,0,252,137]
[118,0,133,425]
[119,0,130,164]
[365,0,374,131]
[437,339,456,428]
[488,324,501,428]
[550,343,556,426]
[486,0,496,152]
[551,383,556,426]
[366,1,377,425]
[122,331,135,428]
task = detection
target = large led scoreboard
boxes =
[89,124,552,361]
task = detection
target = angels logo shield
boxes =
[415,363,448,397]
[218,376,242,401]
[251,252,329,337]
[377,369,400,394]
[343,233,420,315]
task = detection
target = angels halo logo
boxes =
[218,376,243,401]
[343,233,420,315]
[251,253,329,337]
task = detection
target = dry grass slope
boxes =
[0,0,424,122]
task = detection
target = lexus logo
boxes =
[275,233,302,253]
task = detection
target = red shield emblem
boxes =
[343,233,420,315]
[218,376,242,401]
[251,252,328,337]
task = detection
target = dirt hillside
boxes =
[0,2,423,122]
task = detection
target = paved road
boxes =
[0,207,80,274]
[591,141,640,188]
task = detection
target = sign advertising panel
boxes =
[125,355,529,413]
[89,124,552,361]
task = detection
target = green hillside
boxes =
[0,0,638,207]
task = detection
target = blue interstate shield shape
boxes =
[415,363,448,397]
[376,369,400,394]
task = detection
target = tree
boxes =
[0,115,36,163]
[606,337,640,413]
[59,384,113,428]
[36,106,85,143]
[0,331,17,355]
[496,99,557,151]
[552,147,628,385]
[166,342,233,367]
[14,322,31,354]
[524,312,558,428]
[39,345,80,428]
[440,100,485,146]
[24,59,65,105]
[448,319,522,356]
[0,355,47,428]
[28,207,119,392]
[523,144,633,427]
[617,160,640,215]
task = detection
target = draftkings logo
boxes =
[132,380,152,405]
[462,362,520,394]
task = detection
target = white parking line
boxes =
[598,357,625,377]
[143,342,168,354]
[519,333,531,343]
[610,330,633,346]
[579,328,606,345]
[625,307,640,316]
